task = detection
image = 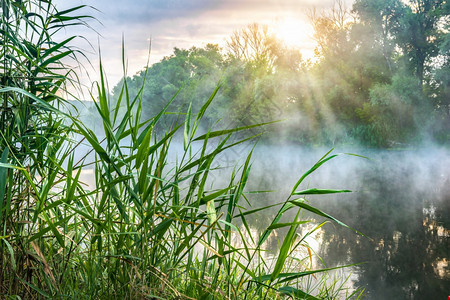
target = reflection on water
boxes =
[74,141,449,299]
[241,145,450,300]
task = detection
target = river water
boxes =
[236,144,450,299]
[75,140,449,299]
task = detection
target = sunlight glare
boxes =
[272,18,313,49]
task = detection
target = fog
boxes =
[240,144,450,299]
[170,141,450,299]
[69,125,449,299]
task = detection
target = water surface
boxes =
[241,145,449,299]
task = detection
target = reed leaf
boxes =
[293,188,352,195]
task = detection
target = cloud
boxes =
[77,0,222,25]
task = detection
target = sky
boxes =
[53,0,353,97]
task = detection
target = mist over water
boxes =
[184,141,449,298]
[237,144,450,299]
[71,135,449,299]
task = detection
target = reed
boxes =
[0,1,364,298]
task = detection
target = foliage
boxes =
[0,1,365,299]
[108,0,448,148]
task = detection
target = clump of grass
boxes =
[0,1,365,299]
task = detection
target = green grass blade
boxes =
[267,221,310,230]
[193,120,280,141]
[278,286,320,300]
[0,149,9,221]
[290,199,366,237]
[292,188,352,195]
[184,102,192,150]
[2,239,16,271]
[270,211,299,282]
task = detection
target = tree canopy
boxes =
[109,0,449,147]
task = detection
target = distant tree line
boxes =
[107,0,449,147]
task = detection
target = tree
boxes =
[395,0,448,86]
[226,23,279,71]
[352,0,406,74]
[111,44,225,129]
[309,0,355,59]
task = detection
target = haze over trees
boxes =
[107,0,449,147]
[1,1,374,298]
[1,0,448,298]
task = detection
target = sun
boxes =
[272,17,313,49]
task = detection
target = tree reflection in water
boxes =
[240,146,449,299]
[318,150,450,299]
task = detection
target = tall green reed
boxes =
[0,1,365,298]
[0,0,90,296]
